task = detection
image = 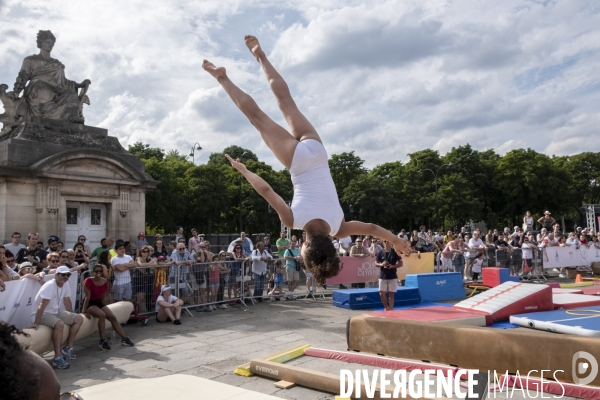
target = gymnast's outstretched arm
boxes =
[226,154,294,228]
[337,220,413,255]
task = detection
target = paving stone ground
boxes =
[49,295,577,400]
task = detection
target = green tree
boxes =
[127,142,165,161]
[207,145,258,166]
[329,152,368,214]
[563,152,600,208]
[495,149,571,227]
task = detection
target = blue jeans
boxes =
[253,273,266,298]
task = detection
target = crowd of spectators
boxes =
[409,210,600,282]
[2,216,599,371]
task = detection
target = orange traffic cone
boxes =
[576,273,583,283]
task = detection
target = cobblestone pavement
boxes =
[50,296,577,400]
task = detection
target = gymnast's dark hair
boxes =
[0,322,40,399]
[303,233,341,285]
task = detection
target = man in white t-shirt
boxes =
[338,236,352,255]
[27,266,84,369]
[466,230,486,280]
[155,285,184,324]
[4,231,25,257]
[111,242,137,301]
[398,229,409,241]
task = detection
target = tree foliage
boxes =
[132,141,600,236]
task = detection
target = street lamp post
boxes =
[418,162,454,228]
[238,152,250,232]
[189,142,202,164]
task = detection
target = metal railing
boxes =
[434,247,547,282]
[75,257,326,318]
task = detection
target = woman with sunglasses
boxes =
[0,248,20,281]
[82,264,134,350]
[135,245,156,313]
[203,36,412,285]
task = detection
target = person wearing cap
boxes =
[15,232,48,272]
[17,261,45,282]
[26,265,84,369]
[156,285,183,325]
[45,235,60,253]
[537,211,556,231]
[135,232,149,254]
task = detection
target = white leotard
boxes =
[289,139,344,236]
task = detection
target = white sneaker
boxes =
[553,268,560,273]
[270,296,275,301]
[219,304,228,309]
[280,297,286,301]
[559,274,566,278]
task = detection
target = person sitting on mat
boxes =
[155,285,184,325]
[375,239,402,311]
[82,264,134,350]
[202,35,412,285]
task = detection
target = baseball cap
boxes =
[157,255,165,261]
[160,285,171,294]
[47,235,59,244]
[138,232,146,237]
[56,266,70,274]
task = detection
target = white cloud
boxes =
[0,0,599,169]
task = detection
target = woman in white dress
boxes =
[202,36,412,284]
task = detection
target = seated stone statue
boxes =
[1,30,91,128]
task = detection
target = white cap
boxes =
[56,266,70,274]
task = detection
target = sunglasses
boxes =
[141,250,149,253]
[177,248,185,251]
[235,247,242,249]
[49,259,59,263]
[6,258,14,263]
[58,273,71,278]
[94,270,103,274]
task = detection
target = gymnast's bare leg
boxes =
[202,60,298,169]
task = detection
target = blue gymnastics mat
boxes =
[510,306,600,337]
[405,272,465,302]
[332,287,420,310]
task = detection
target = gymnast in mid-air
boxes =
[202,35,412,284]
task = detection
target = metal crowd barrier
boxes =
[432,247,547,283]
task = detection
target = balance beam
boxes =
[17,301,133,354]
[234,343,310,376]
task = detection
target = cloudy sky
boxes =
[1,0,599,169]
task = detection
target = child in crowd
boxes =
[268,259,286,301]
[471,252,484,282]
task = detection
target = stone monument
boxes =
[0,30,157,249]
